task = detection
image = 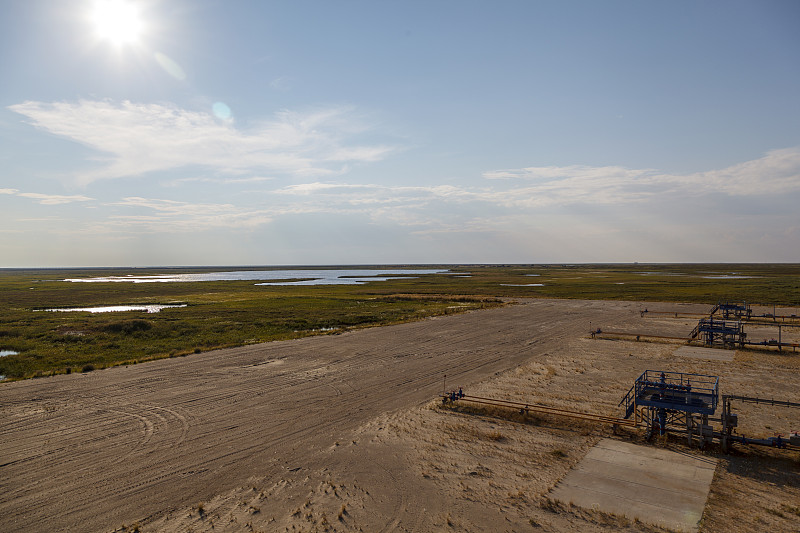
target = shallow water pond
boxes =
[701,275,757,279]
[42,304,187,314]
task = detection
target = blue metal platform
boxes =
[689,318,746,346]
[710,301,752,320]
[620,370,719,419]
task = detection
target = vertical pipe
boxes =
[721,397,727,446]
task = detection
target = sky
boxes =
[1,0,799,267]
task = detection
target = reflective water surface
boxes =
[701,275,756,279]
[64,268,448,284]
[44,304,187,314]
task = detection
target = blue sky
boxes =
[1,0,799,267]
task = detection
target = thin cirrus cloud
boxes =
[274,182,477,214]
[163,176,274,187]
[273,175,647,212]
[78,144,800,238]
[1,188,93,205]
[108,197,273,231]
[267,147,800,224]
[96,147,800,233]
[684,148,800,196]
[8,100,396,184]
[481,148,800,205]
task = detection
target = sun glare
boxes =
[91,0,144,46]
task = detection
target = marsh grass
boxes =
[0,269,504,379]
[2,264,798,380]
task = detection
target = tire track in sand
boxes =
[0,299,636,532]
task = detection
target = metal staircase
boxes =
[618,383,636,420]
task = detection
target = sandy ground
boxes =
[1,299,798,532]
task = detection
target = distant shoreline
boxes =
[3,262,800,272]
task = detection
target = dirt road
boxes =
[0,298,624,532]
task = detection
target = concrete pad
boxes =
[674,345,735,361]
[549,439,717,532]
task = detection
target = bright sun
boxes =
[91,0,144,46]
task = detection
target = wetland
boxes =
[1,263,799,381]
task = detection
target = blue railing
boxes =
[633,370,719,414]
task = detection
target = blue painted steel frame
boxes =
[633,370,719,415]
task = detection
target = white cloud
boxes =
[248,148,800,238]
[162,176,274,187]
[16,192,94,205]
[275,182,364,195]
[108,196,273,231]
[482,147,800,206]
[8,100,396,184]
[681,147,800,195]
[275,182,474,200]
[482,165,650,182]
[1,189,93,205]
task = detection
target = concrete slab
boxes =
[674,345,735,361]
[549,439,717,532]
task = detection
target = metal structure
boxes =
[689,318,747,347]
[639,309,706,319]
[710,301,800,324]
[687,318,799,351]
[590,329,688,342]
[441,392,636,428]
[641,301,800,324]
[441,372,798,452]
[720,395,800,451]
[709,301,752,320]
[619,370,718,445]
[600,307,800,351]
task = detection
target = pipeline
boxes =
[441,392,637,428]
[592,329,799,351]
[591,330,692,342]
[640,310,707,319]
[725,434,799,451]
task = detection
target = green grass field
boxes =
[1,264,799,380]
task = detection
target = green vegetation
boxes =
[443,263,800,305]
[1,264,799,381]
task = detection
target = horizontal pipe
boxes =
[723,395,800,409]
[641,311,707,317]
[595,331,691,341]
[745,320,800,327]
[596,330,799,350]
[743,341,800,348]
[442,394,637,427]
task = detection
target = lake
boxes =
[63,268,448,285]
